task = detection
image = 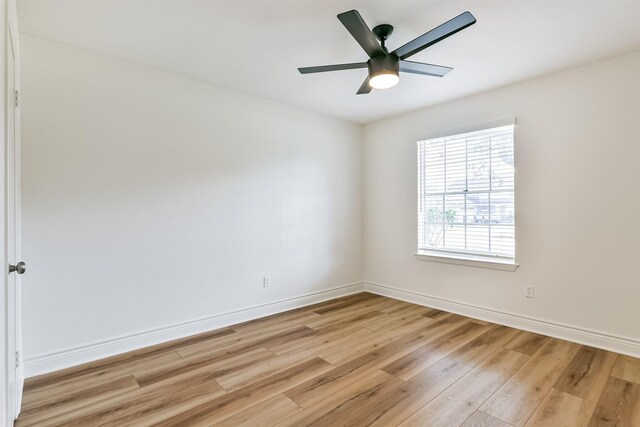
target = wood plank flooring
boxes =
[16,292,640,426]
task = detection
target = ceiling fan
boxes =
[298,10,476,94]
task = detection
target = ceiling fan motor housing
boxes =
[368,54,400,79]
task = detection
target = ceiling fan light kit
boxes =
[298,9,476,94]
[368,54,400,89]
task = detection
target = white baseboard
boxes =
[364,282,640,358]
[24,282,365,378]
[25,280,640,378]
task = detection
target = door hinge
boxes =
[15,351,20,368]
[14,90,19,108]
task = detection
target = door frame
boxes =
[8,12,22,417]
[1,1,21,424]
[0,0,8,420]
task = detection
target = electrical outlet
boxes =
[263,276,271,288]
[524,284,535,298]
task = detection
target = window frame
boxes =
[415,118,518,271]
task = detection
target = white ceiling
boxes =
[17,0,640,124]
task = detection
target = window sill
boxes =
[415,251,519,272]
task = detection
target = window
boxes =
[417,123,515,265]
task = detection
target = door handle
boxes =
[9,261,26,275]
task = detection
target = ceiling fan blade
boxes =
[298,62,368,74]
[337,10,385,58]
[356,76,372,95]
[392,11,476,60]
[399,61,453,77]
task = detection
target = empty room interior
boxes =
[1,0,640,426]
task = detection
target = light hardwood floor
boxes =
[16,293,640,426]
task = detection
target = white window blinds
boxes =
[417,124,515,261]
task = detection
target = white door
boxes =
[6,22,23,419]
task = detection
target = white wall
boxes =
[363,51,640,344]
[20,33,640,374]
[20,35,363,369]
